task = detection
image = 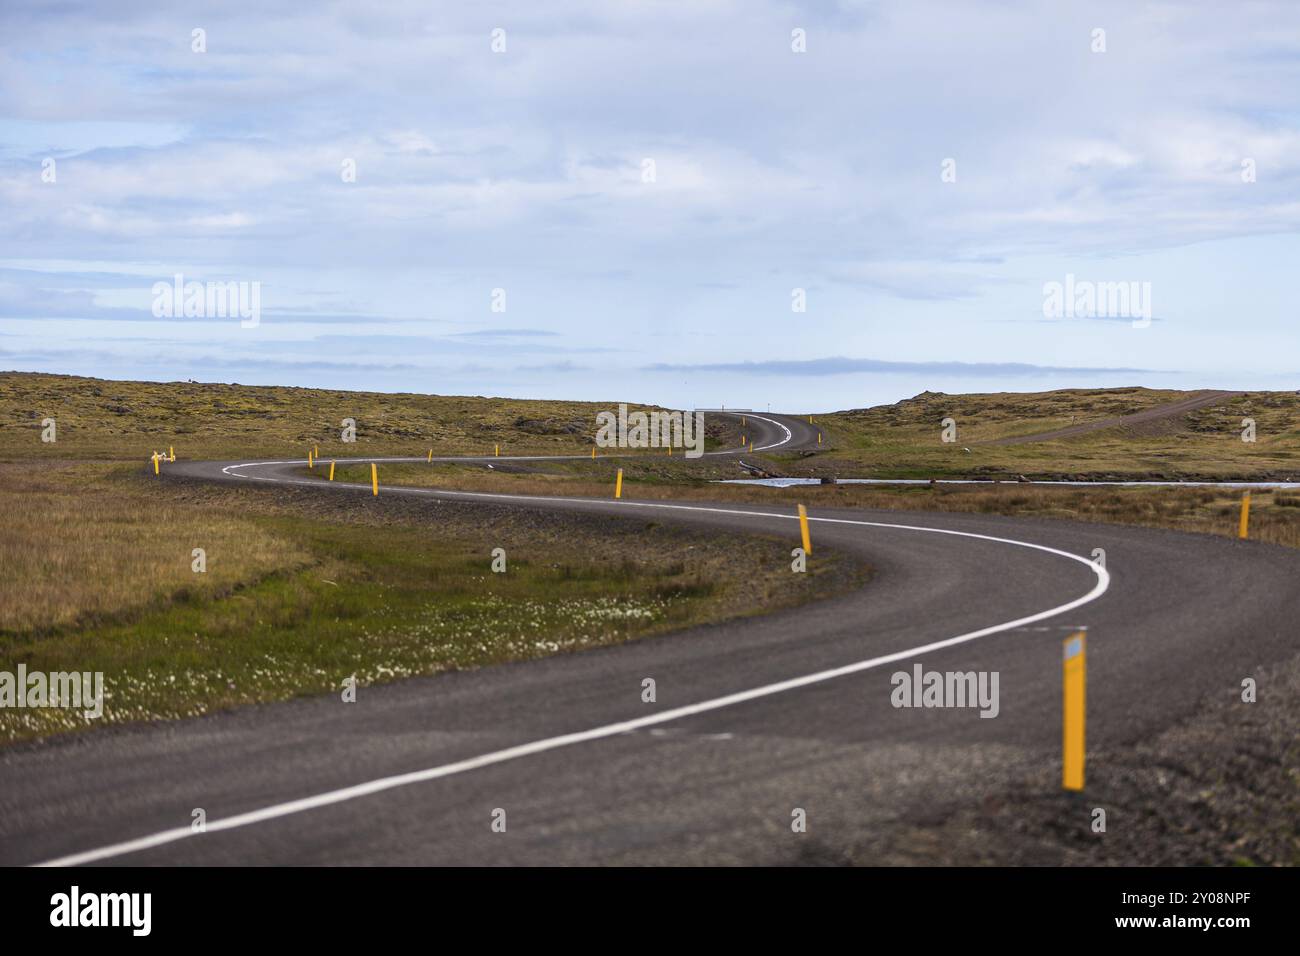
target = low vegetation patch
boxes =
[809,387,1300,481]
[0,463,858,744]
[0,371,735,462]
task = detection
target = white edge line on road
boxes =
[36,430,1107,867]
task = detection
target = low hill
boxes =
[0,371,684,462]
[809,386,1300,480]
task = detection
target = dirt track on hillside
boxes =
[985,390,1244,445]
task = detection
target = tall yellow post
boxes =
[748,440,753,453]
[427,449,432,463]
[817,432,822,445]
[615,468,623,499]
[668,445,672,456]
[591,446,596,459]
[152,453,160,475]
[1239,492,1251,539]
[741,416,746,428]
[371,462,378,496]
[169,445,175,462]
[314,445,319,459]
[495,444,500,457]
[808,415,813,424]
[308,450,313,469]
[1062,631,1086,791]
[797,504,812,555]
[329,460,335,481]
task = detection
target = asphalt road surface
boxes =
[4,412,1298,866]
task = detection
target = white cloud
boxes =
[1,0,1298,407]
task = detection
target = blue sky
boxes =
[2,0,1298,411]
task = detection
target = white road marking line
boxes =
[737,413,793,451]
[35,480,1108,867]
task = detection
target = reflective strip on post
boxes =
[1062,631,1086,791]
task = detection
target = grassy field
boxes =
[798,387,1300,481]
[0,463,857,744]
[0,371,737,462]
[0,462,306,633]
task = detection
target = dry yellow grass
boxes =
[0,460,859,743]
[0,462,304,633]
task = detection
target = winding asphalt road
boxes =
[4,412,1299,866]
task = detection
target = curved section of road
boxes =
[215,410,810,486]
[5,412,1300,866]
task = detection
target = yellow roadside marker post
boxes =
[1062,631,1086,791]
[329,460,335,481]
[1239,492,1251,539]
[668,445,672,456]
[169,445,175,462]
[741,416,746,428]
[427,449,432,463]
[495,444,500,457]
[308,449,313,469]
[615,468,623,499]
[314,445,319,460]
[152,452,160,475]
[797,504,812,555]
[817,431,822,445]
[591,446,596,459]
[808,415,813,424]
[748,440,753,453]
[371,463,378,496]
